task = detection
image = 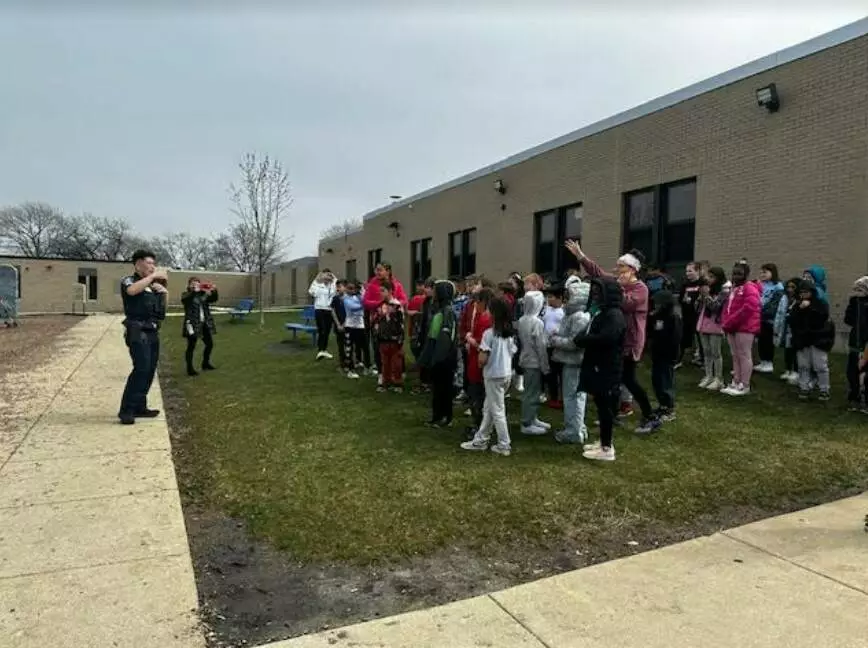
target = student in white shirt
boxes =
[460,297,518,456]
[542,285,566,406]
[309,270,336,359]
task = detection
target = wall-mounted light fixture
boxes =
[756,83,780,113]
[325,247,334,254]
[494,179,506,195]
[387,221,401,238]
[389,195,402,201]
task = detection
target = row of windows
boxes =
[344,177,697,283]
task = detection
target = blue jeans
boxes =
[562,365,587,440]
[521,368,543,425]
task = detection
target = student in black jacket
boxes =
[790,280,835,401]
[844,276,868,410]
[678,262,704,367]
[646,290,682,426]
[330,280,350,373]
[574,276,626,462]
[181,277,218,376]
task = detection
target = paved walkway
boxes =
[0,315,203,648]
[267,495,868,648]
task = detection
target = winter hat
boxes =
[617,253,641,272]
[853,276,868,296]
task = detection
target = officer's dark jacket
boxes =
[120,274,167,330]
[181,289,219,338]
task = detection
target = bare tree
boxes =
[0,202,65,257]
[228,152,292,325]
[319,218,362,243]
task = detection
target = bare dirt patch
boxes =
[0,315,82,381]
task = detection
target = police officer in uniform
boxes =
[118,249,168,425]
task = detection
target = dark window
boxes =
[345,259,357,282]
[622,178,696,276]
[410,238,432,287]
[77,268,98,301]
[533,203,583,279]
[367,248,382,279]
[448,228,477,278]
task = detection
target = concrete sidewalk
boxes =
[268,493,868,648]
[0,315,203,648]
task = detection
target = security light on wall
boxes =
[494,179,506,194]
[756,83,780,113]
[325,247,334,254]
[388,221,401,237]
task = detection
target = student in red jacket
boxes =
[721,262,761,397]
[362,262,408,384]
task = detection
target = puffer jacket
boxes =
[789,282,835,352]
[549,277,591,366]
[844,284,868,353]
[722,280,761,335]
[804,265,828,305]
[518,291,550,372]
[419,280,458,368]
[309,278,335,310]
[181,289,218,338]
[575,277,626,394]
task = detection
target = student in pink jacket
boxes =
[721,262,761,396]
[565,240,660,434]
[362,262,408,382]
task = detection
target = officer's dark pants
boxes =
[119,328,160,417]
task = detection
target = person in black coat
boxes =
[647,290,683,424]
[181,277,219,376]
[844,276,868,409]
[789,280,834,400]
[573,276,626,462]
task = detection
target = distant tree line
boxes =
[0,153,293,281]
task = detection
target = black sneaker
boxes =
[136,408,160,418]
[818,391,831,402]
[376,385,387,393]
[187,368,199,377]
[118,413,135,425]
[202,364,216,371]
[798,390,810,401]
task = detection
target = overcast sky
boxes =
[1,3,864,258]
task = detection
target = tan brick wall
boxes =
[268,257,319,306]
[325,36,868,326]
[1,258,255,313]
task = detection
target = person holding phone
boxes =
[118,249,168,425]
[309,270,337,360]
[181,276,219,376]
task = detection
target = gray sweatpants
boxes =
[797,346,830,392]
[701,333,723,381]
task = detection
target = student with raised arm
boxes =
[564,239,659,434]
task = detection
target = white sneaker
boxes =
[521,424,548,436]
[322,351,334,360]
[720,383,738,395]
[583,446,616,461]
[377,373,383,386]
[515,376,525,393]
[725,383,750,397]
[460,440,488,452]
[532,419,552,430]
[754,362,773,374]
[706,378,724,391]
[490,444,512,456]
[539,393,548,403]
[316,351,328,360]
[464,408,472,417]
[698,376,712,389]
[583,440,601,452]
[780,371,791,381]
[347,371,360,379]
[786,372,799,385]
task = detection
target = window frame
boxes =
[13,265,21,298]
[448,227,477,278]
[345,259,357,283]
[367,248,383,279]
[621,177,697,276]
[532,202,583,278]
[410,237,432,287]
[77,267,98,301]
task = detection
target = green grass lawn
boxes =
[162,312,868,564]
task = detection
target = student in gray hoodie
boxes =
[548,276,592,444]
[518,291,551,435]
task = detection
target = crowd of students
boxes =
[307,243,868,462]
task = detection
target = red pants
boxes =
[379,342,404,386]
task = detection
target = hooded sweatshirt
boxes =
[574,277,626,394]
[308,278,335,310]
[579,256,648,361]
[518,291,550,373]
[760,279,785,324]
[362,275,408,311]
[419,280,458,368]
[804,265,828,305]
[549,277,591,366]
[648,290,683,365]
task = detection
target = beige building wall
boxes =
[168,270,253,308]
[328,34,868,324]
[268,256,319,306]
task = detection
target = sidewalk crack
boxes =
[488,594,553,648]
